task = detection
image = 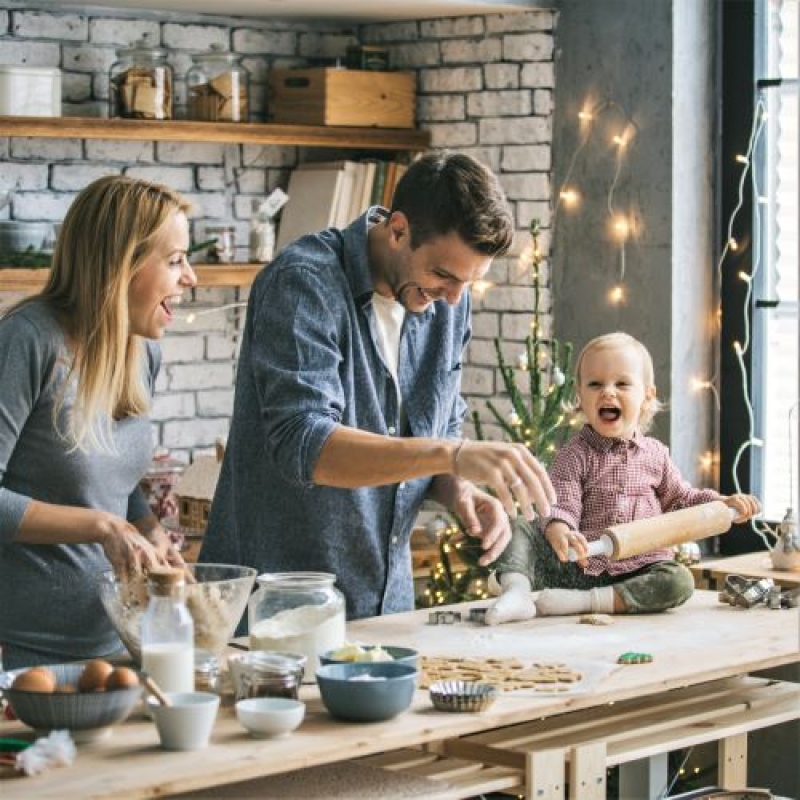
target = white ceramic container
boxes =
[0,66,61,116]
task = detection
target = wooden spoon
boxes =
[141,673,172,707]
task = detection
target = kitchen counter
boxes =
[1,590,798,798]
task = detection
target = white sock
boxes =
[536,586,616,616]
[485,572,536,626]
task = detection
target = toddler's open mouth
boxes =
[599,406,621,421]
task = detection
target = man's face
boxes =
[382,213,492,313]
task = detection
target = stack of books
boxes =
[275,159,409,253]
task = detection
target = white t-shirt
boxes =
[371,291,406,420]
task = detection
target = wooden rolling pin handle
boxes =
[566,504,736,562]
[567,536,613,562]
[604,500,735,561]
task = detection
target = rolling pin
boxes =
[567,500,735,561]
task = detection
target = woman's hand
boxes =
[545,521,589,565]
[92,512,164,576]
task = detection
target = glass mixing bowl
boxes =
[98,564,256,667]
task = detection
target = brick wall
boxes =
[0,5,556,461]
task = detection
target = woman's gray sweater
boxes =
[0,301,158,669]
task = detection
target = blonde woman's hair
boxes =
[14,174,190,452]
[572,331,663,433]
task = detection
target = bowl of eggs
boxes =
[1,660,142,743]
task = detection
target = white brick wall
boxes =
[0,5,557,455]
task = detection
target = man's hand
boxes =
[449,484,511,567]
[452,440,556,521]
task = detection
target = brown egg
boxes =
[57,684,78,694]
[78,659,114,692]
[105,666,140,691]
[12,666,57,693]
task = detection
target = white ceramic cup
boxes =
[148,692,220,751]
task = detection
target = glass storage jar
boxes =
[248,572,345,681]
[186,45,249,123]
[109,38,173,120]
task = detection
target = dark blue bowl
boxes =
[315,661,417,722]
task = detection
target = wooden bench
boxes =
[356,676,800,799]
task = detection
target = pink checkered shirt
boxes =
[544,425,722,576]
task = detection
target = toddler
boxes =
[486,332,760,625]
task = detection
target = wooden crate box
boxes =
[268,68,416,128]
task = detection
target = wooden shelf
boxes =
[0,264,261,293]
[0,116,429,151]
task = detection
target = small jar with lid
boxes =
[109,38,173,120]
[248,572,345,681]
[186,45,249,123]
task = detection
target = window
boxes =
[752,0,798,521]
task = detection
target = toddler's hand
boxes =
[545,522,589,565]
[724,494,761,523]
[722,494,761,522]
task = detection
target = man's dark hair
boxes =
[390,151,514,257]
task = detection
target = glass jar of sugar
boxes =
[248,572,345,682]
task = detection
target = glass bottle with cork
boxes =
[141,567,194,693]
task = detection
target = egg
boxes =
[105,666,140,691]
[57,684,78,694]
[12,666,57,693]
[78,659,114,692]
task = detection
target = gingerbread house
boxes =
[175,439,224,532]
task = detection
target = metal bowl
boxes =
[429,680,498,713]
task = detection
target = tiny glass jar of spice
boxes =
[186,45,250,123]
[109,38,173,120]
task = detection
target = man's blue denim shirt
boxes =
[200,208,470,620]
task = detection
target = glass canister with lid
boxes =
[248,572,345,681]
[186,44,249,123]
[109,37,173,120]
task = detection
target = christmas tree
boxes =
[422,220,576,607]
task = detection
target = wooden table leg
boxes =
[719,732,748,788]
[569,742,606,799]
[525,748,566,799]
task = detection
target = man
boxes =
[200,151,555,620]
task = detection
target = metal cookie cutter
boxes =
[427,610,462,625]
[720,574,774,608]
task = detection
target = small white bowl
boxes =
[148,692,220,751]
[235,697,305,738]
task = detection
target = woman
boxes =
[0,175,197,669]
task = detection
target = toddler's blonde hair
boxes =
[572,331,663,433]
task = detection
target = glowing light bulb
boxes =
[728,238,739,251]
[699,451,714,471]
[738,271,752,283]
[613,133,627,148]
[613,216,630,240]
[733,340,743,354]
[735,154,749,165]
[560,188,579,207]
[608,285,625,304]
[691,378,712,391]
[578,109,593,121]
[472,279,493,298]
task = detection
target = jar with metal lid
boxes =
[109,38,173,120]
[228,651,306,700]
[248,572,345,681]
[186,45,249,123]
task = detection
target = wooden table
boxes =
[691,550,800,590]
[2,590,798,799]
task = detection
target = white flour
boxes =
[250,604,345,679]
